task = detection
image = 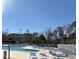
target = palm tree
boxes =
[19,29,22,43]
[57,27,64,39]
[26,29,29,34]
[46,28,53,44]
[53,29,58,39]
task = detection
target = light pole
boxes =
[6,29,10,59]
[8,42,10,59]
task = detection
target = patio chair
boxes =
[30,52,38,59]
[39,52,49,59]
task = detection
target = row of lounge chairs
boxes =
[30,51,48,59]
[24,46,75,59]
[30,50,69,59]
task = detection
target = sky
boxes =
[2,0,76,33]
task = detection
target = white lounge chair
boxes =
[39,51,49,59]
[49,50,67,57]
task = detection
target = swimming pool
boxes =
[2,45,39,55]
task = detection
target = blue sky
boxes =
[2,0,76,33]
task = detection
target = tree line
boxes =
[2,21,76,45]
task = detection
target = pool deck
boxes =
[3,50,70,59]
[3,50,29,59]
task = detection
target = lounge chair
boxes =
[62,49,76,55]
[39,51,49,59]
[53,57,66,59]
[30,52,38,59]
[49,50,69,59]
[49,50,67,57]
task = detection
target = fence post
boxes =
[3,51,7,59]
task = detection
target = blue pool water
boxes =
[3,45,22,51]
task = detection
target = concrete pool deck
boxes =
[2,50,70,59]
[3,50,29,59]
